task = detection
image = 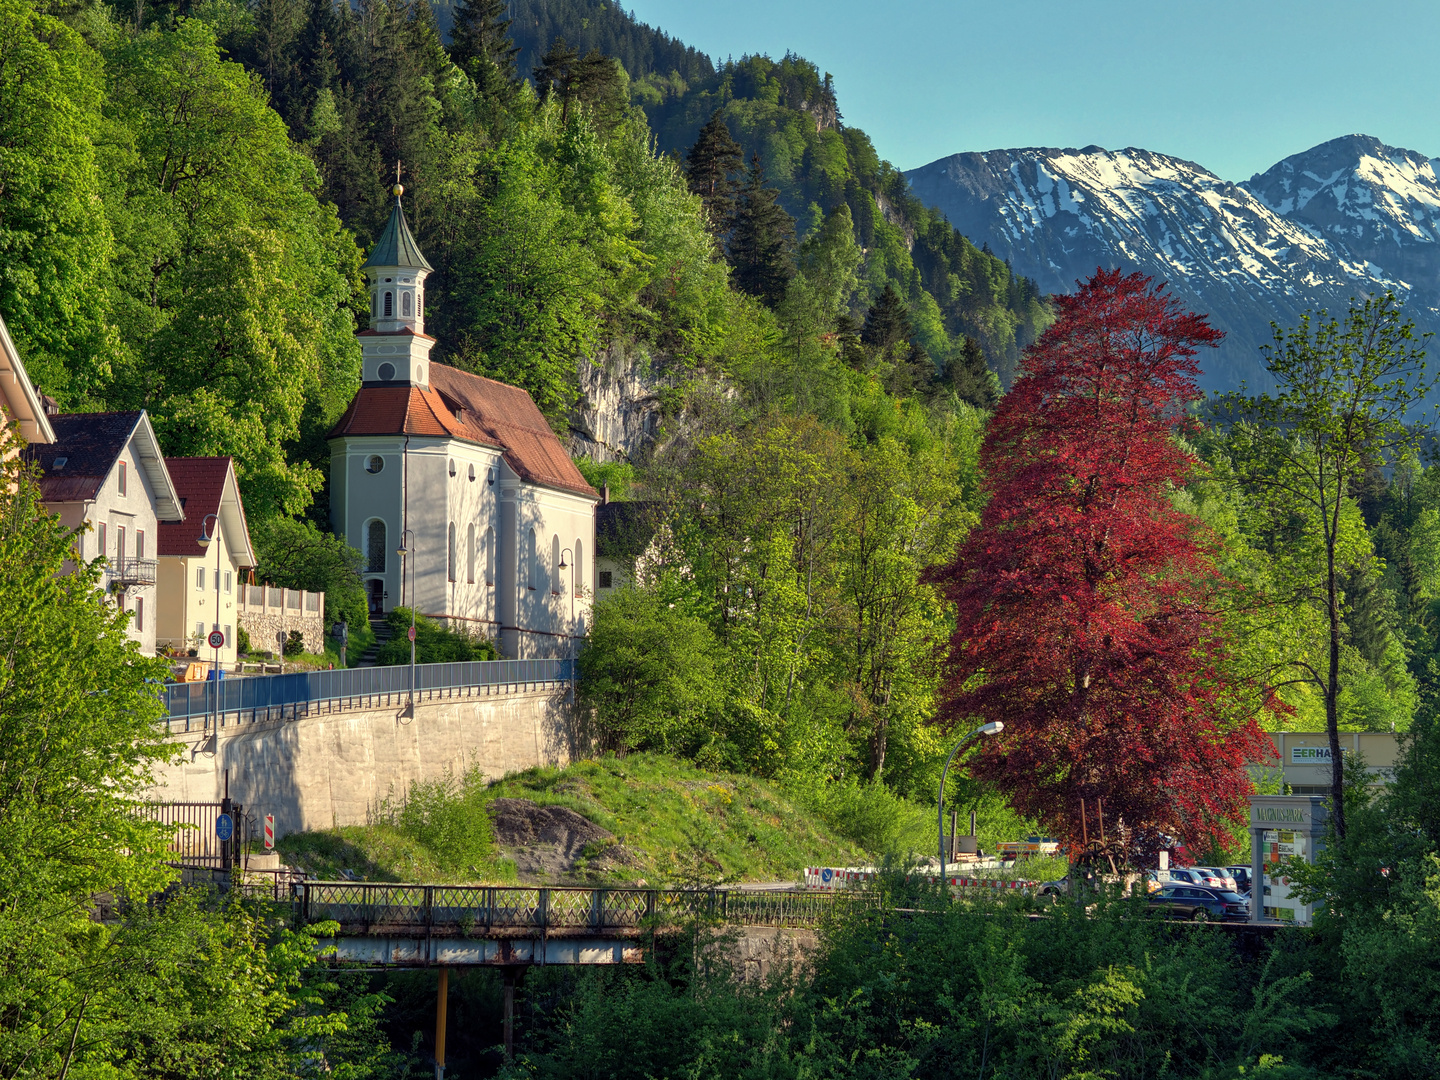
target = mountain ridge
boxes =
[906,135,1440,391]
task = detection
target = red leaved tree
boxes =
[928,269,1271,855]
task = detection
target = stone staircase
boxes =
[357,614,391,667]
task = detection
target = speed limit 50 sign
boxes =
[207,629,225,649]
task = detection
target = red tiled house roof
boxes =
[157,457,255,564]
[328,364,597,499]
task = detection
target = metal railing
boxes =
[298,882,837,934]
[164,657,574,730]
[105,557,157,588]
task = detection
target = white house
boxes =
[156,456,256,664]
[328,185,598,658]
[25,411,184,655]
[0,312,55,458]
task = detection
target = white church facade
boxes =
[328,186,597,658]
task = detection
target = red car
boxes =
[1189,866,1239,892]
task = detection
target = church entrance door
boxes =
[368,578,384,614]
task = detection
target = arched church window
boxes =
[448,523,457,582]
[402,292,412,317]
[486,526,494,586]
[467,523,476,584]
[370,292,377,317]
[552,535,561,594]
[418,292,424,316]
[526,529,536,590]
[383,292,393,317]
[366,520,386,573]
[574,539,584,592]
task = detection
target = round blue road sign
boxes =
[215,813,234,842]
[821,867,833,883]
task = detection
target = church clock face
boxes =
[377,362,395,381]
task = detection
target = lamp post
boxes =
[558,548,576,692]
[398,528,416,719]
[196,513,221,739]
[937,721,1004,881]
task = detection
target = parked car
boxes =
[1225,865,1252,893]
[1149,885,1249,921]
[1162,867,1206,887]
[1190,866,1238,892]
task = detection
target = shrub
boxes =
[236,624,251,655]
[375,608,497,665]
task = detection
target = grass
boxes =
[278,754,869,886]
[487,754,869,885]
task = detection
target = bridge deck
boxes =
[290,882,1285,967]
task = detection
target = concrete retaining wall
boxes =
[148,688,575,835]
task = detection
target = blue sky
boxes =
[626,0,1439,181]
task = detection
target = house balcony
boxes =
[105,557,157,590]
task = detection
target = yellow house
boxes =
[156,457,255,666]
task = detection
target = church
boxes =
[328,186,597,659]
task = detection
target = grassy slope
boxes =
[277,754,869,886]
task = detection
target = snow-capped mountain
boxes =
[905,137,1440,391]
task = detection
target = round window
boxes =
[468,463,476,482]
[448,459,457,477]
[366,455,384,474]
[377,362,396,381]
[415,364,425,383]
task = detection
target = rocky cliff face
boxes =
[904,137,1440,392]
[567,341,671,463]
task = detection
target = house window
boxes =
[402,292,412,317]
[486,526,494,586]
[224,571,232,594]
[552,535,561,594]
[599,571,613,589]
[448,522,457,582]
[135,596,144,632]
[224,625,232,647]
[116,526,126,566]
[136,530,145,558]
[575,539,583,591]
[467,523,476,584]
[526,529,536,590]
[366,520,386,573]
[383,291,393,317]
[195,566,205,590]
[97,521,106,560]
[118,461,127,496]
[195,621,204,643]
[214,568,221,591]
[366,455,384,474]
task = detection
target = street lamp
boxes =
[196,513,221,739]
[397,528,416,720]
[558,548,576,696]
[937,721,1004,881]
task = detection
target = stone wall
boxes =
[238,609,325,654]
[147,688,575,836]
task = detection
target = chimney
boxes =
[601,484,609,505]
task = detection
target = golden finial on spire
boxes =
[393,160,403,198]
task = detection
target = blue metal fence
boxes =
[165,658,574,731]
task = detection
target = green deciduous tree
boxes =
[1218,294,1436,837]
[101,17,363,520]
[0,0,116,404]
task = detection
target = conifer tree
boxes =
[448,0,519,97]
[729,154,794,308]
[861,283,912,355]
[533,36,578,120]
[685,110,743,240]
[947,334,997,408]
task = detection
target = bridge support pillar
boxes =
[503,967,522,1060]
[434,966,448,1079]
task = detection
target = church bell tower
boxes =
[359,183,435,388]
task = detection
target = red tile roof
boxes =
[157,457,252,559]
[329,365,597,498]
